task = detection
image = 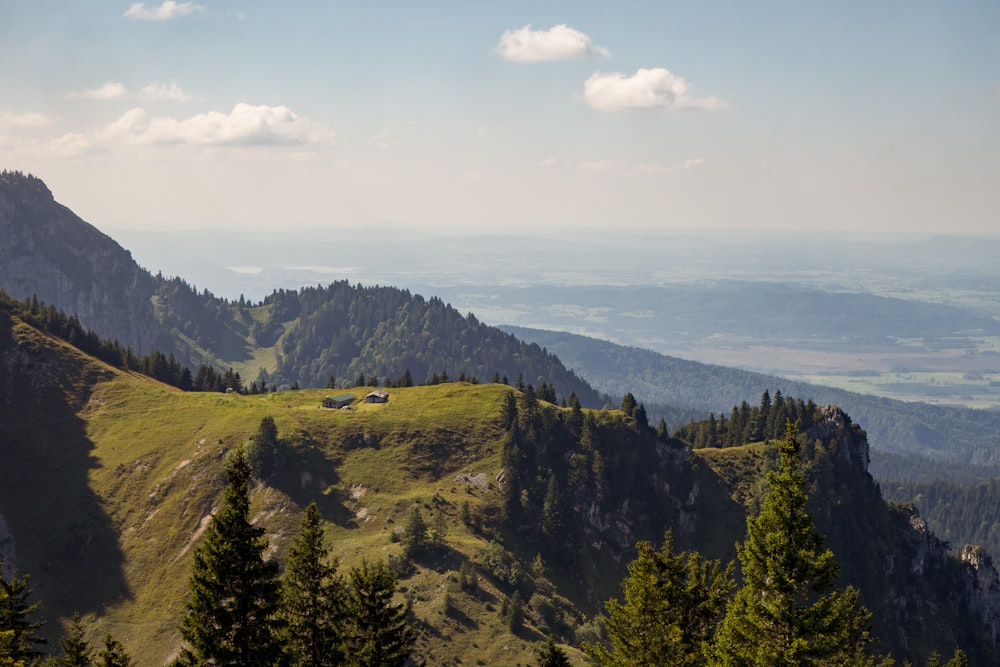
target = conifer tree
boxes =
[535,636,572,667]
[281,502,346,667]
[585,530,732,666]
[95,634,133,667]
[0,564,45,664]
[177,450,284,666]
[342,559,414,667]
[708,423,875,666]
[59,613,91,667]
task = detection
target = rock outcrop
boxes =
[0,170,160,353]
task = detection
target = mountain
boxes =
[2,305,1000,665]
[503,325,1000,478]
[0,172,601,406]
[0,170,160,355]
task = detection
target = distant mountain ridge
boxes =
[0,171,601,405]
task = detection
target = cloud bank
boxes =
[583,68,728,111]
[497,24,610,62]
[124,1,204,21]
[101,103,333,146]
[140,82,193,102]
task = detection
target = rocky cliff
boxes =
[0,170,160,353]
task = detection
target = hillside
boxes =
[504,325,1000,478]
[3,309,1000,664]
[0,171,602,407]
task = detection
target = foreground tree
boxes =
[95,634,133,667]
[708,423,876,666]
[342,559,415,667]
[535,636,572,667]
[0,564,45,664]
[585,531,732,666]
[281,502,346,667]
[177,450,284,666]
[58,613,91,666]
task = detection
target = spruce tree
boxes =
[708,423,875,666]
[59,613,91,667]
[281,502,346,667]
[342,559,414,667]
[535,636,572,667]
[0,564,45,663]
[585,530,732,666]
[177,450,284,666]
[95,634,133,667]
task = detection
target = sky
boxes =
[1,1,998,235]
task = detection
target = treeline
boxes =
[673,389,819,448]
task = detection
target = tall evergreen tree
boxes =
[342,560,415,667]
[708,423,875,666]
[585,531,732,666]
[59,613,91,667]
[281,502,346,667]
[177,450,284,666]
[95,634,133,667]
[535,636,572,667]
[0,564,45,664]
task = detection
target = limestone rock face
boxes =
[0,171,160,353]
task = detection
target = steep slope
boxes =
[3,311,1000,665]
[0,170,160,353]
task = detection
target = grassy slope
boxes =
[9,328,589,667]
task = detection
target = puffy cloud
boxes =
[0,111,52,128]
[68,82,129,100]
[583,68,728,111]
[683,157,705,170]
[99,103,334,146]
[124,1,204,21]
[496,24,610,62]
[632,158,705,176]
[139,81,193,102]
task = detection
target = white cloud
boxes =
[124,1,204,21]
[369,130,399,150]
[578,160,619,172]
[682,158,705,170]
[69,82,129,100]
[0,111,53,128]
[583,68,728,111]
[496,24,610,62]
[140,81,193,102]
[98,103,334,146]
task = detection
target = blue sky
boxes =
[1,1,997,234]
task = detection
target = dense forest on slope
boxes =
[882,477,1000,563]
[505,326,1000,478]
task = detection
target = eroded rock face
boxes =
[807,404,870,473]
[0,171,160,353]
[960,545,1000,646]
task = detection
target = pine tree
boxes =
[177,450,284,666]
[0,564,45,663]
[342,559,415,667]
[59,612,91,666]
[281,502,346,667]
[401,507,428,559]
[708,423,875,666]
[585,530,732,666]
[95,634,133,667]
[535,636,572,667]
